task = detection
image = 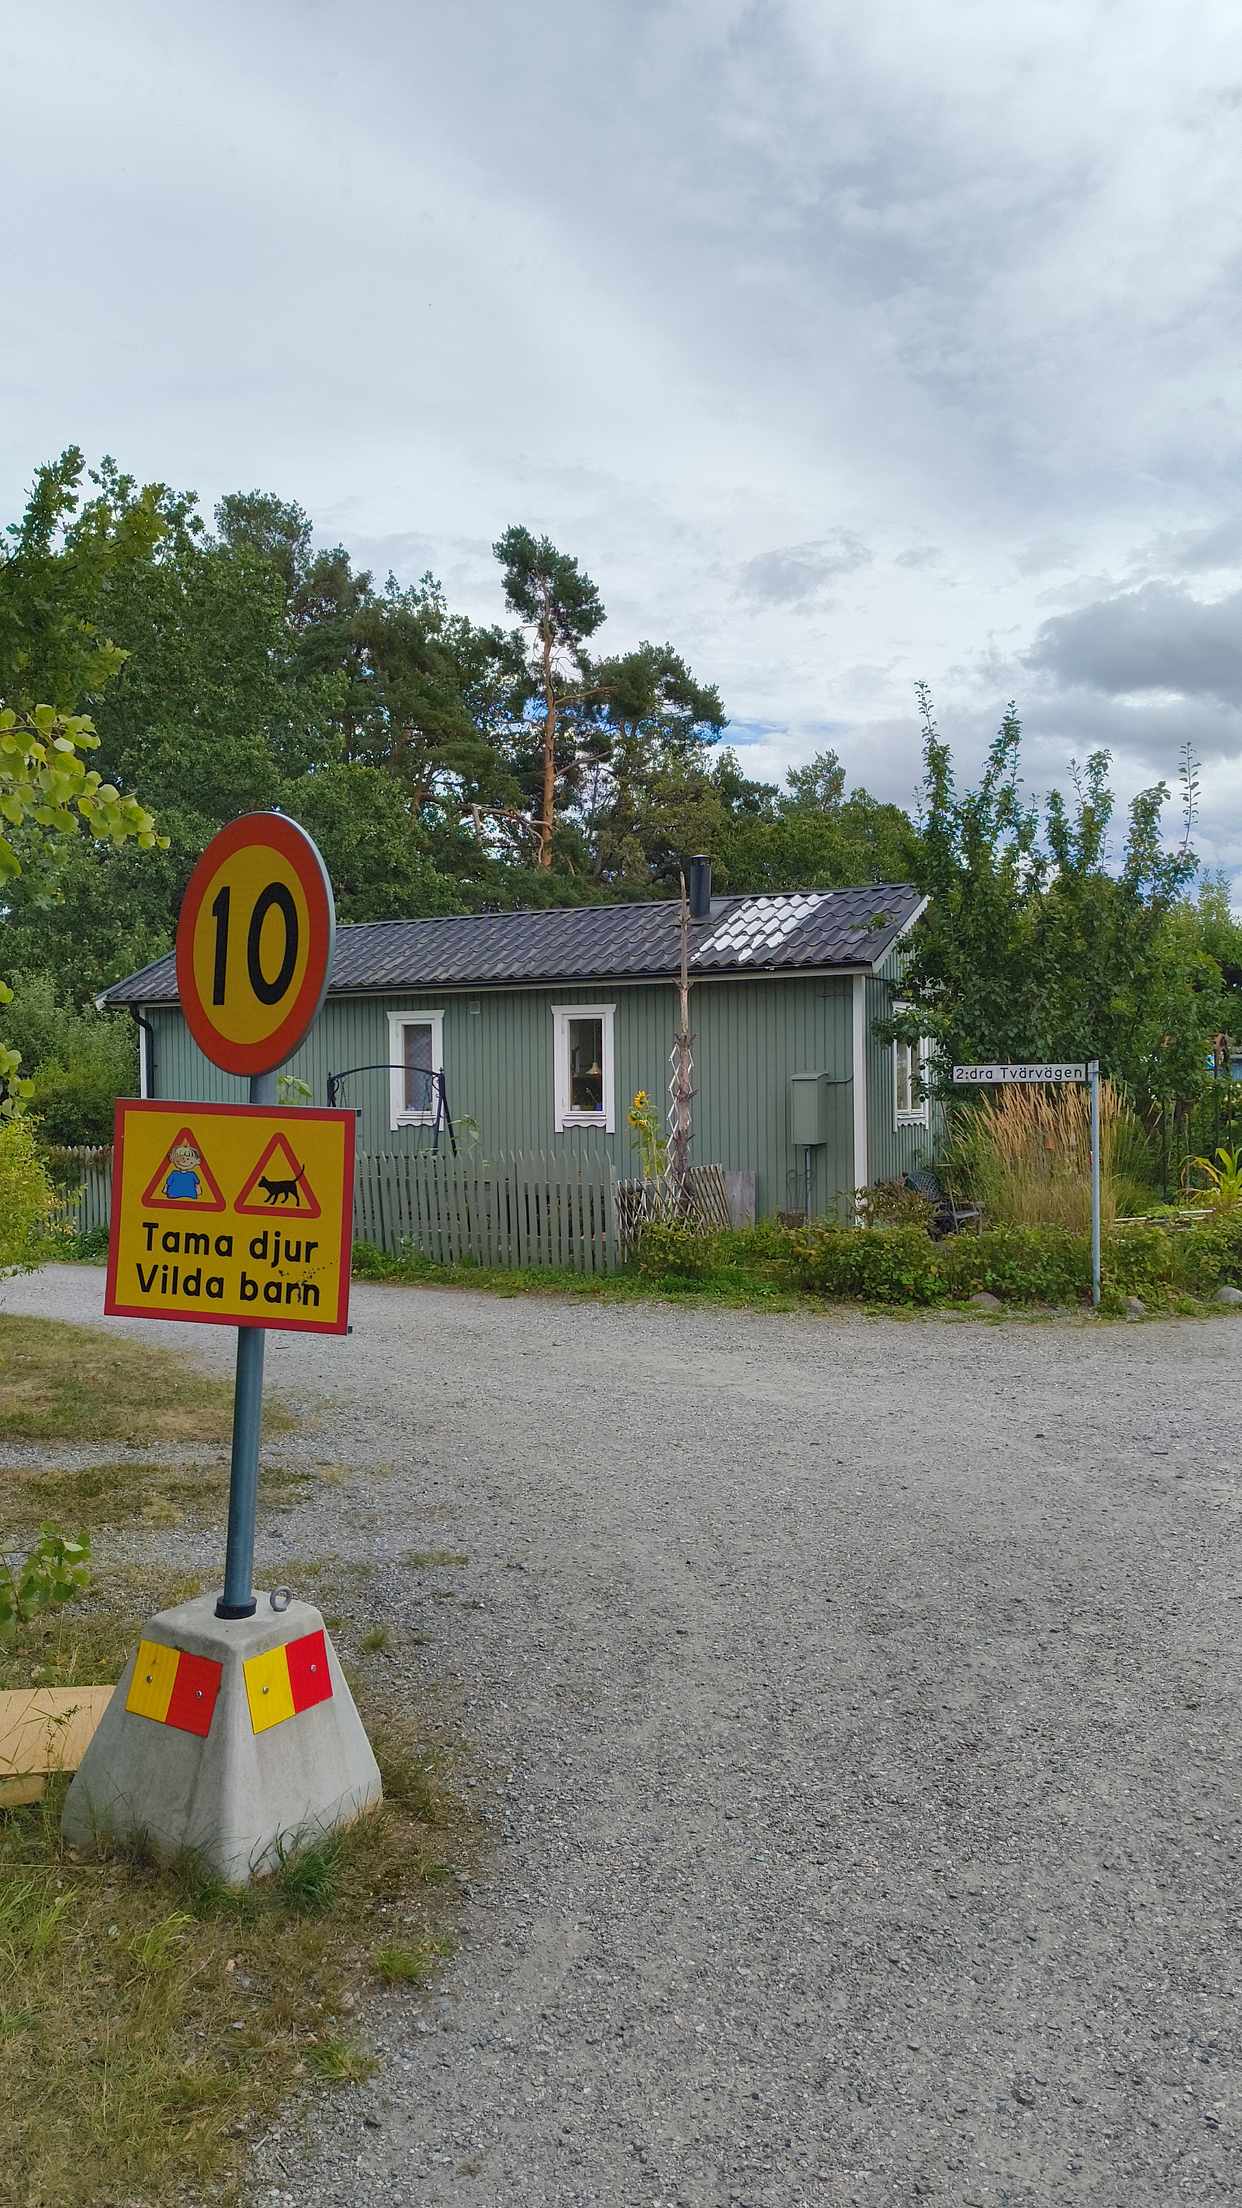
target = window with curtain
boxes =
[387,1009,444,1129]
[552,1004,615,1131]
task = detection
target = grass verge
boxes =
[0,1568,475,2208]
[2,1457,311,1535]
[0,1316,294,1446]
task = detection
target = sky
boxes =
[7,0,1242,885]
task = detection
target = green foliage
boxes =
[61,1222,111,1263]
[789,1223,943,1304]
[883,686,1209,1115]
[0,1527,91,1640]
[933,1226,1087,1303]
[634,1220,717,1280]
[0,970,134,1144]
[0,702,164,1109]
[0,446,169,708]
[1183,1146,1242,1209]
[1171,1211,1242,1293]
[853,1179,937,1230]
[0,1118,58,1273]
[350,1238,440,1283]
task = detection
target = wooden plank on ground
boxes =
[0,1686,113,1806]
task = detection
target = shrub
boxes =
[701,1220,798,1274]
[1170,1213,1242,1294]
[1104,1223,1179,1300]
[936,1225,1087,1304]
[790,1224,942,1304]
[0,1526,92,1638]
[0,969,136,1146]
[0,1116,58,1276]
[852,1179,937,1231]
[634,1221,716,1280]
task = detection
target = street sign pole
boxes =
[70,813,381,1883]
[1089,1058,1101,1312]
[217,1068,276,1621]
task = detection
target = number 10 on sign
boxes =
[176,813,335,1077]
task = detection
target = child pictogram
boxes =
[139,1127,227,1212]
[234,1132,323,1218]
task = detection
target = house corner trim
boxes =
[852,974,868,1192]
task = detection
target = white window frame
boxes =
[893,1003,931,1129]
[552,1003,616,1133]
[387,1009,445,1130]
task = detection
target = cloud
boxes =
[1028,582,1242,707]
[1013,535,1081,578]
[737,532,873,607]
[1128,518,1242,575]
[6,0,1242,902]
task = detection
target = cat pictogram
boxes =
[234,1134,322,1219]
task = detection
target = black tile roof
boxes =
[98,883,925,1007]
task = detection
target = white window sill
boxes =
[392,1111,436,1129]
[556,1114,609,1132]
[895,1112,930,1129]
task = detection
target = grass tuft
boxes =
[373,1932,456,1986]
[305,2036,378,2084]
[270,1831,345,1914]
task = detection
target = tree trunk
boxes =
[537,619,556,869]
[668,877,694,1182]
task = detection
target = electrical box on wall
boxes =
[789,1072,832,1146]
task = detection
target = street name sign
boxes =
[104,1099,355,1334]
[951,1062,1087,1085]
[175,812,335,1076]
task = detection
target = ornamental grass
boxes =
[946,1079,1152,1236]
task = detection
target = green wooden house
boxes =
[98,862,934,1221]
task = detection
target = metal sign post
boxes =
[1088,1059,1101,1313]
[70,814,381,1882]
[951,1059,1101,1310]
[220,1068,276,1621]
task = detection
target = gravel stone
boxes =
[966,1291,1002,1310]
[7,1265,1241,2207]
[1215,1284,1242,1306]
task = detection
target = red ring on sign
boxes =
[176,814,335,1076]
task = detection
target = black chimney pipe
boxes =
[687,854,712,921]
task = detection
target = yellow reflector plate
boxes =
[243,1645,295,1733]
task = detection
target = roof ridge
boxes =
[335,896,690,932]
[334,882,914,933]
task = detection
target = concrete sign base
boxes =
[63,1592,382,1883]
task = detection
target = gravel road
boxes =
[7,1267,1242,2206]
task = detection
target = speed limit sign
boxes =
[175,814,335,1075]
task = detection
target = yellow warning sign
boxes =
[105,1101,355,1335]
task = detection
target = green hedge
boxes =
[633,1213,1242,1309]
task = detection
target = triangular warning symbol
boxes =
[139,1126,227,1212]
[234,1133,323,1219]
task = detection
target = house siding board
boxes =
[146,975,857,1220]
